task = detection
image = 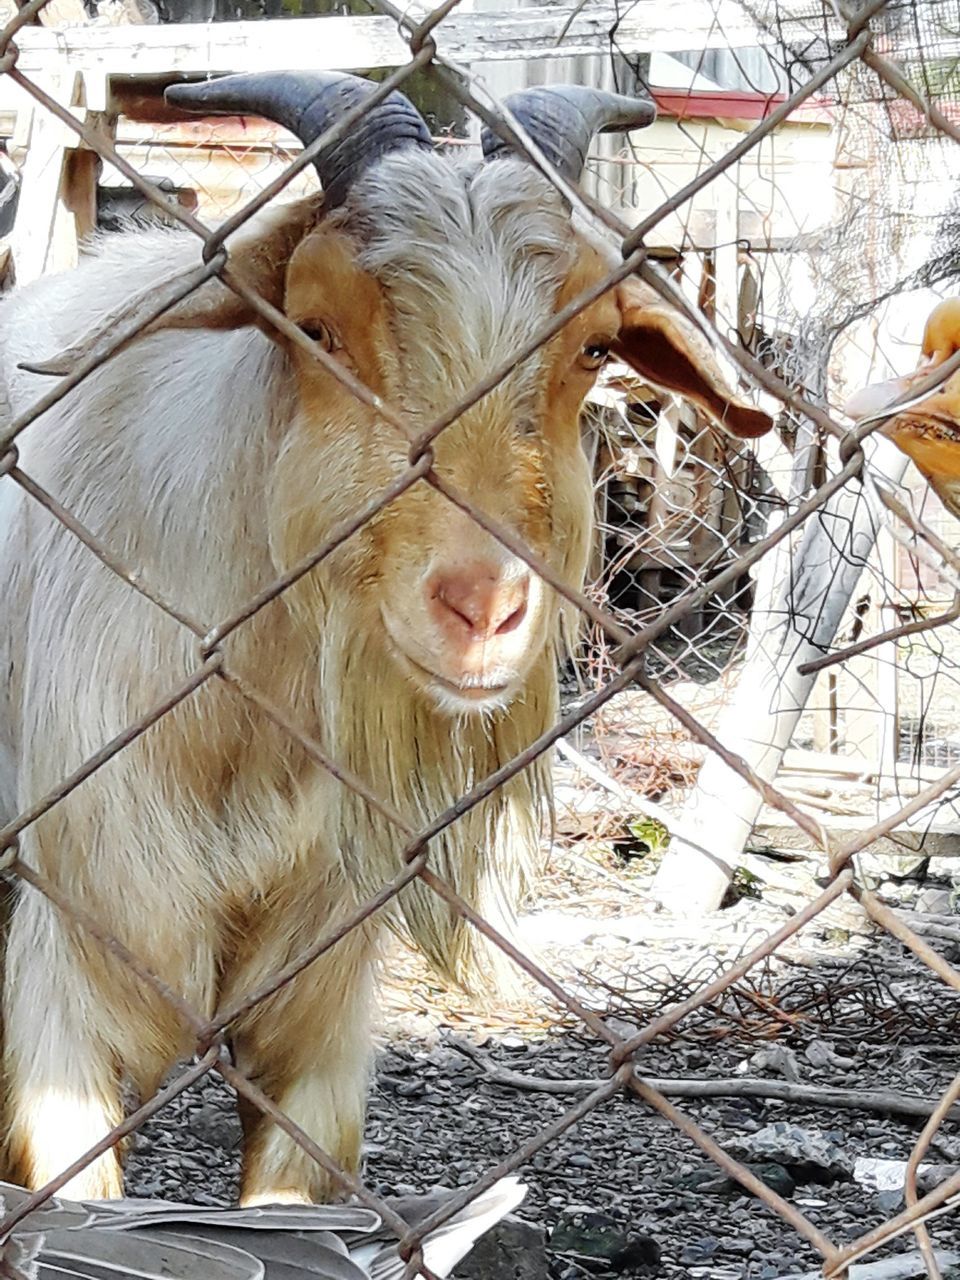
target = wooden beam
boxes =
[109,75,204,123]
[62,111,111,244]
[62,145,100,242]
[7,74,115,284]
[8,79,72,285]
[11,2,763,77]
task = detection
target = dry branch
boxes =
[450,1038,960,1122]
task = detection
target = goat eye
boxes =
[579,340,610,371]
[299,321,339,352]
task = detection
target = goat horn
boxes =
[164,72,432,208]
[480,85,656,182]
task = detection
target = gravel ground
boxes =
[122,919,960,1279]
[118,712,960,1278]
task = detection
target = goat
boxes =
[0,71,773,1206]
[845,295,960,517]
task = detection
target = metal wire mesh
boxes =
[3,0,960,1277]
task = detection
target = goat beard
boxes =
[321,616,556,997]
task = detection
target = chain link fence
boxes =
[3,0,960,1276]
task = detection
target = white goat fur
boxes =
[0,145,765,1205]
[0,152,602,1205]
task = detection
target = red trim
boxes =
[651,88,833,124]
[886,97,960,138]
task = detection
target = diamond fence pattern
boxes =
[2,0,960,1277]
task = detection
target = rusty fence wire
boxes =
[4,0,960,1277]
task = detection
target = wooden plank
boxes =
[62,148,99,243]
[810,669,837,753]
[81,69,110,113]
[62,113,112,243]
[7,74,109,283]
[0,76,88,147]
[687,426,723,572]
[713,178,739,345]
[8,76,73,285]
[8,89,32,157]
[780,747,874,777]
[11,2,763,76]
[112,102,300,147]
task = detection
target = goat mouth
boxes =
[380,609,514,703]
[887,413,960,443]
[397,649,512,701]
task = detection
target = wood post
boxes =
[8,73,112,286]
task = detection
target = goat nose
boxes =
[429,565,529,641]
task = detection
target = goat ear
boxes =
[20,197,321,377]
[612,278,773,439]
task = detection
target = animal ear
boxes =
[845,296,960,421]
[612,278,773,439]
[921,296,960,367]
[20,197,321,377]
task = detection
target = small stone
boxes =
[567,1154,594,1170]
[378,1073,410,1093]
[676,1168,733,1194]
[745,1046,802,1083]
[191,1188,231,1207]
[931,1131,960,1158]
[724,1113,761,1134]
[379,1056,412,1077]
[605,1017,641,1040]
[727,1123,851,1184]
[550,1210,660,1273]
[876,1189,904,1215]
[395,1080,428,1098]
[192,1102,241,1151]
[745,1162,796,1198]
[126,1175,168,1198]
[916,887,955,914]
[459,1216,549,1280]
[720,1236,755,1255]
[553,1264,593,1280]
[676,1162,794,1199]
[918,1164,960,1195]
[680,1238,718,1264]
[803,1040,857,1071]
